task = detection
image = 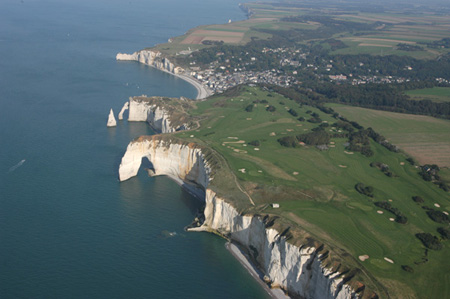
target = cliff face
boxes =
[127,97,190,133]
[118,137,358,299]
[202,190,357,299]
[118,137,211,196]
[116,50,181,74]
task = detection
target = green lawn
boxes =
[171,86,450,298]
[406,87,450,103]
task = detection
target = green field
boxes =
[330,104,450,167]
[142,1,450,296]
[166,86,450,298]
[406,87,450,103]
[150,1,450,62]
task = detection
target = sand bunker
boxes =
[400,162,405,165]
[223,140,245,144]
[228,137,238,139]
[254,148,260,151]
[389,218,395,222]
[377,210,384,214]
[238,168,246,173]
[359,255,370,261]
[338,165,347,168]
[246,118,252,120]
[434,203,441,208]
[384,257,394,264]
[443,211,449,216]
[270,132,276,136]
[344,151,354,155]
[293,172,299,175]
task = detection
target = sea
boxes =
[0,0,269,298]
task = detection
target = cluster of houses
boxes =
[176,45,448,95]
[190,68,298,93]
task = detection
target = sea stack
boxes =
[107,108,117,127]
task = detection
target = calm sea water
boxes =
[0,0,269,298]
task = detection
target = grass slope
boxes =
[330,104,450,167]
[170,86,450,298]
[406,87,450,103]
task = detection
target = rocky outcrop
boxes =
[116,50,182,74]
[118,136,211,198]
[200,191,357,299]
[118,102,129,120]
[126,97,192,133]
[118,137,360,298]
[107,108,117,127]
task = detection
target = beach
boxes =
[226,242,289,299]
[176,73,212,100]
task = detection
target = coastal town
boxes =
[175,46,449,96]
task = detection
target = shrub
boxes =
[245,104,253,112]
[361,145,374,157]
[412,196,424,204]
[266,105,276,112]
[297,130,330,145]
[401,265,414,273]
[426,210,449,224]
[355,183,374,197]
[395,215,408,224]
[406,157,415,165]
[248,140,260,147]
[288,108,298,117]
[298,116,305,121]
[416,233,442,250]
[307,117,322,123]
[437,227,450,239]
[278,136,298,148]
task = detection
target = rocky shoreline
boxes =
[116,50,212,100]
[118,136,359,298]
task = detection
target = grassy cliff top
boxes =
[144,85,450,298]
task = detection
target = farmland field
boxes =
[406,87,450,103]
[329,104,450,167]
[150,1,450,61]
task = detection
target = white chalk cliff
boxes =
[118,102,129,120]
[126,97,190,133]
[116,50,181,74]
[118,137,359,298]
[107,108,117,127]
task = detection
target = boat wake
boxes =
[8,159,26,173]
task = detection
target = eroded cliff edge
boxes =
[116,50,182,75]
[118,135,374,299]
[122,96,196,133]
